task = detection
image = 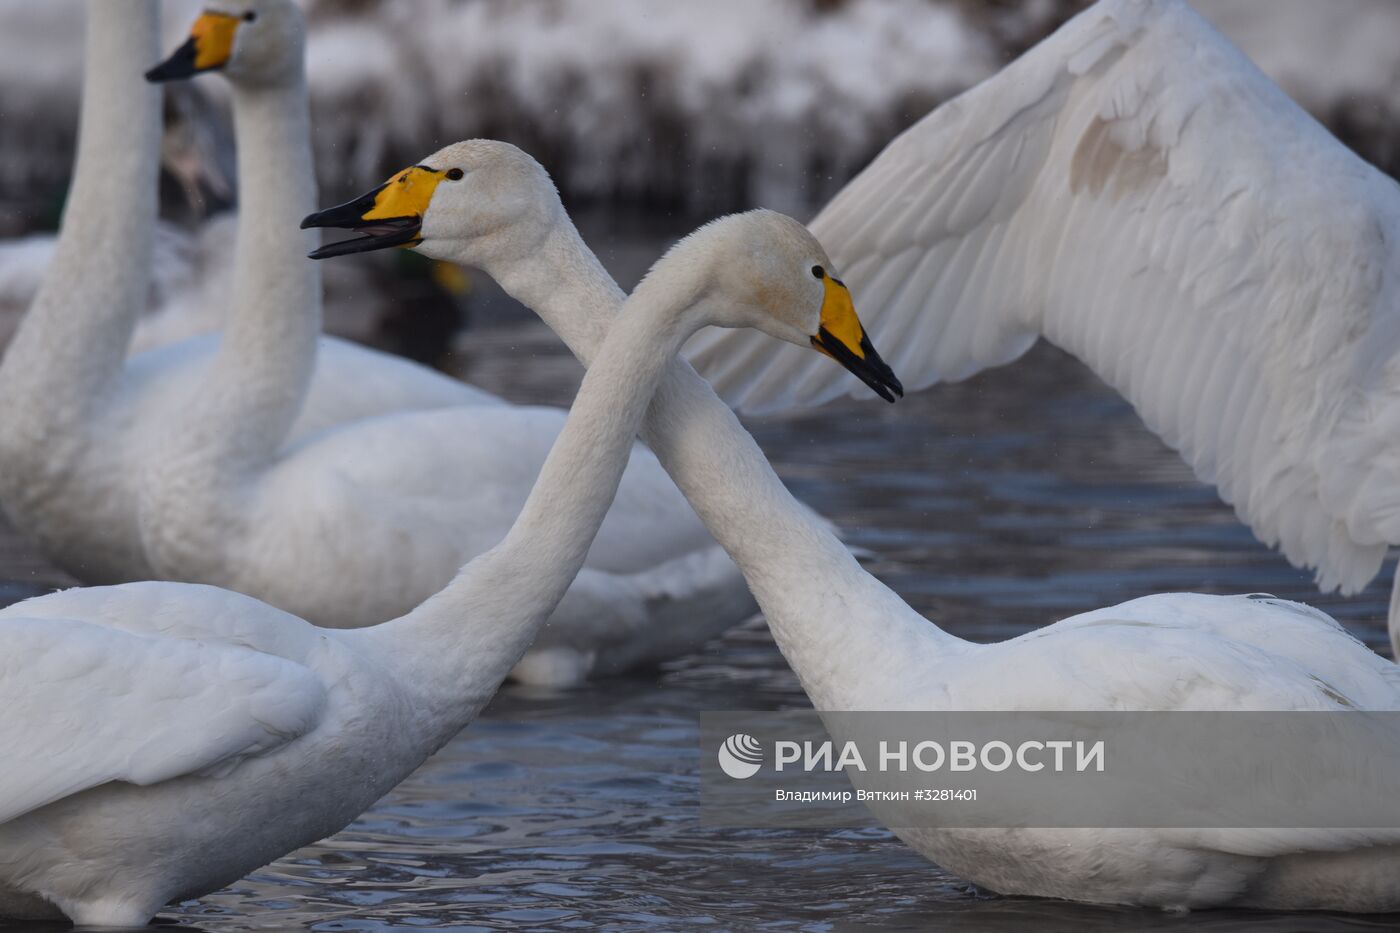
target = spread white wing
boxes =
[0,584,327,824]
[685,0,1400,595]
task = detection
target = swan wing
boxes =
[0,612,326,826]
[258,406,720,577]
[125,333,504,450]
[290,337,505,440]
[925,595,1400,852]
[685,0,1400,594]
[947,594,1400,712]
[0,581,322,658]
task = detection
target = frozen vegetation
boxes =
[0,0,1396,343]
[299,0,996,214]
[2,0,1395,226]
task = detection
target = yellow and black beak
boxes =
[810,274,903,403]
[301,165,449,260]
[146,11,245,83]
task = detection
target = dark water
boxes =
[1,223,1396,930]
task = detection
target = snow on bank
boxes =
[300,0,995,213]
[0,0,996,217]
[0,0,1397,221]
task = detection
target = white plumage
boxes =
[0,1,742,689]
[0,585,326,827]
[131,1,754,685]
[0,0,493,589]
[444,123,1400,912]
[0,208,846,927]
[685,0,1400,646]
[884,593,1400,911]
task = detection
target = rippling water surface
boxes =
[0,219,1395,930]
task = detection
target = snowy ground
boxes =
[1,0,1397,230]
[0,0,1396,350]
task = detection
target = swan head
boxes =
[146,0,304,89]
[638,210,904,402]
[302,146,901,401]
[301,141,561,267]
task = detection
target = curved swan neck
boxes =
[0,0,160,455]
[643,361,954,706]
[489,218,625,367]
[492,211,955,706]
[362,275,702,744]
[180,74,321,475]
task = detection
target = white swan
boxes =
[682,0,1400,657]
[346,138,1400,911]
[0,208,880,927]
[132,3,764,687]
[0,0,489,586]
[139,377,758,685]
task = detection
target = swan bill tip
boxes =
[810,329,903,404]
[146,37,201,83]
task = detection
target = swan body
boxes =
[387,141,1400,910]
[882,593,1400,912]
[143,397,750,682]
[683,0,1400,654]
[0,582,408,925]
[0,0,494,586]
[137,4,761,685]
[2,333,497,585]
[0,208,871,927]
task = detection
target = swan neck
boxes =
[206,76,322,468]
[147,71,321,542]
[498,223,958,706]
[361,282,700,744]
[139,75,321,578]
[644,362,955,706]
[0,0,160,459]
[489,218,625,367]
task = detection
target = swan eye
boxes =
[243,11,257,21]
[811,265,825,279]
[445,168,464,181]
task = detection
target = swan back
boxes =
[0,582,326,826]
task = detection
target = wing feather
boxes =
[0,588,327,824]
[686,0,1400,594]
[1009,597,1400,858]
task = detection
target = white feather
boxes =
[685,0,1400,603]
